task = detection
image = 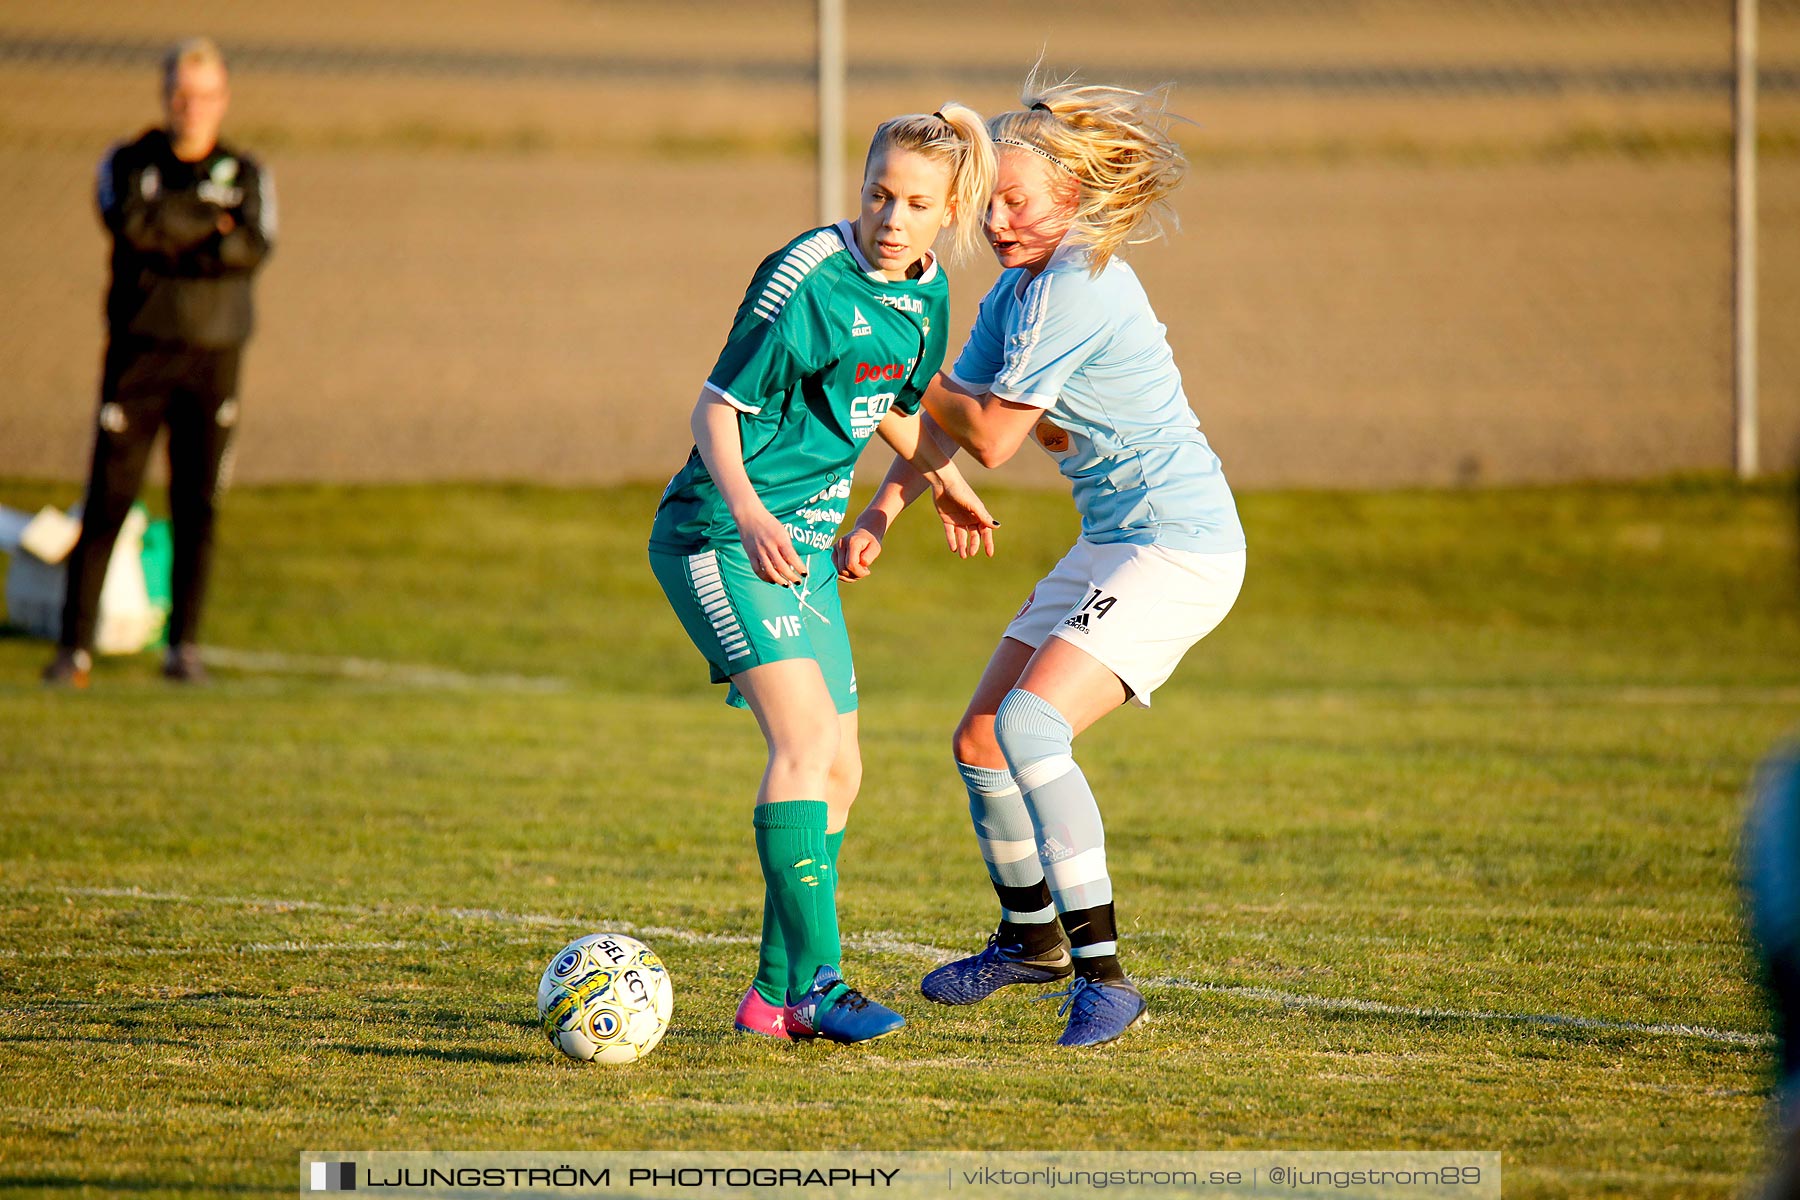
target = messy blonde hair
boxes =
[863,102,996,264]
[991,71,1188,274]
[163,37,227,93]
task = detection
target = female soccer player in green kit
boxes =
[649,106,997,1043]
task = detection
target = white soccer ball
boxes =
[536,933,673,1064]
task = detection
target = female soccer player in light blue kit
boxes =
[651,106,997,1044]
[838,79,1246,1047]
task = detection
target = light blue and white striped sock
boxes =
[957,761,1056,925]
[992,688,1117,964]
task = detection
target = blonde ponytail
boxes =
[863,102,996,264]
[992,71,1189,274]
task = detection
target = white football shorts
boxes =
[1002,537,1247,707]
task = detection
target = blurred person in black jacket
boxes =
[44,37,274,688]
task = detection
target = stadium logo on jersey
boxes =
[851,392,897,440]
[854,362,905,383]
[876,294,924,315]
[850,307,873,338]
[197,180,244,208]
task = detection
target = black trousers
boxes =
[59,339,241,652]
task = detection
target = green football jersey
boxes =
[650,221,951,556]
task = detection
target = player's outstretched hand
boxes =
[835,526,883,582]
[932,473,999,560]
[738,508,807,585]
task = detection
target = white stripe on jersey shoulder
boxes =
[996,266,1056,390]
[702,380,761,415]
[833,220,938,284]
[751,226,846,323]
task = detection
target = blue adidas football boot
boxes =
[1038,975,1147,1047]
[920,930,1073,1006]
[785,966,905,1043]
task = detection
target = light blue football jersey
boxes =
[949,241,1245,554]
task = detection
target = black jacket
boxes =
[99,127,274,348]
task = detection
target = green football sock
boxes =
[753,892,786,1006]
[752,825,846,1005]
[752,800,840,1002]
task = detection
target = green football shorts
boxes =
[649,545,857,714]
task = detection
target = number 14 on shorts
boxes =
[1063,588,1117,632]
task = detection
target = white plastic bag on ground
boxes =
[1,503,164,654]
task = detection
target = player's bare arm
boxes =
[920,372,1042,468]
[836,414,963,580]
[688,390,805,585]
[836,412,987,580]
[875,407,999,562]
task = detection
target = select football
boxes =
[536,933,673,1064]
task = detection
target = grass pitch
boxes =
[0,478,1796,1197]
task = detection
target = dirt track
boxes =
[1,1,1794,488]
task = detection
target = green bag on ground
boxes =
[137,511,173,645]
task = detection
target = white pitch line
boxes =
[46,887,900,953]
[0,940,418,961]
[28,885,1772,1048]
[169,649,1800,706]
[1150,979,1775,1048]
[197,646,566,692]
[1260,684,1800,707]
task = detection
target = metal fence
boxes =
[0,0,1794,490]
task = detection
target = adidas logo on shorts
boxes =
[1062,612,1090,632]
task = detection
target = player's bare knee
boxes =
[769,718,840,781]
[952,712,1001,768]
[827,750,863,808]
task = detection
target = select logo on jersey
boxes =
[850,307,873,337]
[851,392,897,440]
[854,362,905,383]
